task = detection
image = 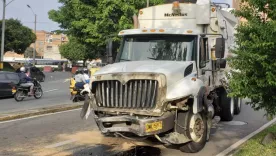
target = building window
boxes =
[38,41,44,45]
[46,46,52,50]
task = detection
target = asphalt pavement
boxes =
[0,100,269,156]
[0,72,73,114]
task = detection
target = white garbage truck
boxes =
[81,0,241,153]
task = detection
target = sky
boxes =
[0,0,61,32]
[0,0,232,32]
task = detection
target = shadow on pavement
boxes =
[0,96,13,100]
[72,145,161,156]
[113,146,161,156]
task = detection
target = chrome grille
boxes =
[95,80,158,109]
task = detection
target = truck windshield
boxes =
[118,35,197,62]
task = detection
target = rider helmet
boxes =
[83,68,89,74]
[20,67,26,73]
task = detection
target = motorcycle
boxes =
[13,79,43,102]
[70,77,90,102]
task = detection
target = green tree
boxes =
[59,37,93,64]
[0,19,36,53]
[48,0,164,58]
[228,0,276,115]
[24,47,39,58]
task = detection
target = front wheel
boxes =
[41,76,45,82]
[178,110,208,153]
[34,88,43,99]
[14,91,25,102]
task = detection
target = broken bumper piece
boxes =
[95,112,175,136]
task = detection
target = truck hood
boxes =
[94,61,195,86]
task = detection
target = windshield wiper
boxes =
[147,57,158,60]
[120,58,131,61]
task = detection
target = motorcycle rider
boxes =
[74,69,88,89]
[83,68,90,84]
[18,66,34,95]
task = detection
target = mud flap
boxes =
[80,94,94,120]
[70,94,75,101]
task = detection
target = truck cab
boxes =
[82,0,241,153]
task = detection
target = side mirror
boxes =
[215,38,225,58]
[106,39,113,64]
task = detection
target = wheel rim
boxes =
[189,114,205,142]
[16,91,24,100]
[35,89,42,98]
[230,98,234,115]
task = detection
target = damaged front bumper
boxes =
[94,112,175,136]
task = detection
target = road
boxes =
[0,100,269,156]
[0,72,73,114]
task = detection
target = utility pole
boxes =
[0,0,6,70]
[147,0,149,7]
[33,14,36,66]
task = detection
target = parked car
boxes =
[16,66,45,82]
[0,71,20,98]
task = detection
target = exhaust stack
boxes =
[132,14,139,29]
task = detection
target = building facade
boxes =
[233,0,241,10]
[31,30,69,60]
[43,32,68,60]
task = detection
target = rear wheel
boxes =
[234,97,242,115]
[178,110,208,153]
[34,88,43,99]
[14,91,24,102]
[219,88,234,121]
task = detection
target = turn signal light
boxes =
[212,8,216,12]
[173,1,180,8]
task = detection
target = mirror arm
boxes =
[200,33,224,38]
[202,69,221,72]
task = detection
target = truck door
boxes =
[197,37,213,88]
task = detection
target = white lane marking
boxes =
[216,117,276,156]
[45,139,77,148]
[0,108,81,124]
[44,89,59,93]
[63,78,70,83]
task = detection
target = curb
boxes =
[0,104,82,122]
[216,117,276,156]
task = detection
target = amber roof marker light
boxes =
[172,1,181,14]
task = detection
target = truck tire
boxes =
[219,88,234,121]
[234,97,242,115]
[178,110,208,153]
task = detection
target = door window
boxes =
[199,37,209,68]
